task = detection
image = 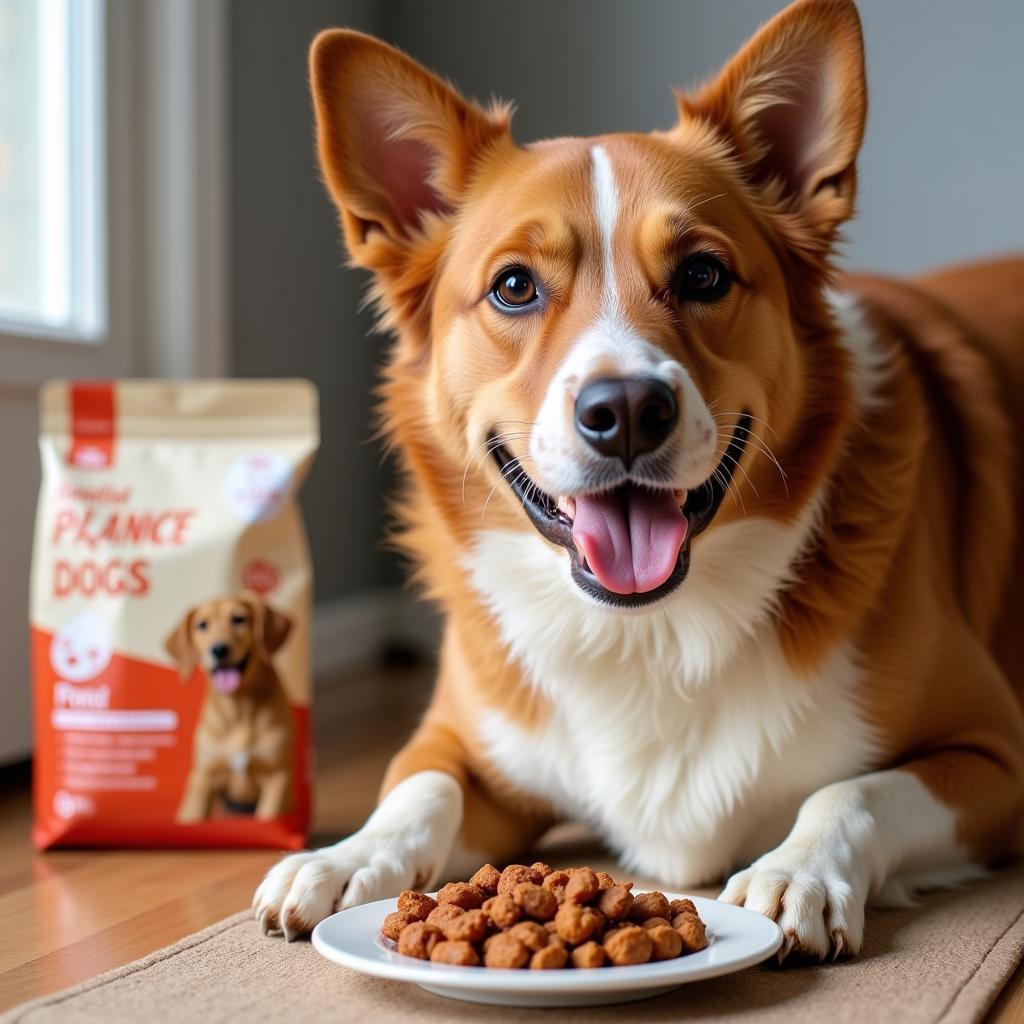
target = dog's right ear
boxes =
[164,610,196,680]
[309,30,512,325]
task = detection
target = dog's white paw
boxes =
[719,840,866,961]
[253,831,430,940]
[253,770,463,940]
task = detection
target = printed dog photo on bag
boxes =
[166,594,296,823]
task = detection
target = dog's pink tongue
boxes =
[212,668,242,694]
[572,487,688,595]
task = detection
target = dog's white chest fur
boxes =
[466,508,880,885]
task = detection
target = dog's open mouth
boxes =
[490,414,752,607]
[211,656,249,694]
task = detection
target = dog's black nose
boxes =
[211,642,230,662]
[574,377,679,466]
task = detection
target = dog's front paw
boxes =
[719,841,865,961]
[253,832,426,940]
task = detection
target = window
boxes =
[0,0,104,339]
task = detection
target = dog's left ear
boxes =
[678,0,866,244]
[251,599,292,657]
[165,609,197,680]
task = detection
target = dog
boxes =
[166,593,294,822]
[253,0,1024,958]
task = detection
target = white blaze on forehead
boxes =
[527,145,718,495]
[591,145,622,320]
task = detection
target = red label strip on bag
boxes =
[69,382,115,470]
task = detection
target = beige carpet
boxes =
[5,867,1024,1023]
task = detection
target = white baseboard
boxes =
[312,587,439,681]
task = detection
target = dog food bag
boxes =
[30,380,319,849]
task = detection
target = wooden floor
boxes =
[0,660,1021,1019]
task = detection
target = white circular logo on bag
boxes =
[223,452,292,523]
[49,611,113,682]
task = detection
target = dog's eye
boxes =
[672,255,732,303]
[196,620,208,631]
[490,268,538,310]
[231,614,248,627]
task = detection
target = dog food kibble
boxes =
[530,943,570,969]
[382,864,708,970]
[542,869,571,901]
[468,864,502,896]
[565,867,600,904]
[512,881,558,921]
[629,890,671,922]
[444,909,489,944]
[641,916,672,931]
[397,921,444,960]
[426,904,465,928]
[484,933,530,969]
[437,882,484,910]
[604,925,654,966]
[482,894,521,929]
[530,861,552,881]
[571,941,607,968]
[496,864,535,896]
[670,898,697,918]
[430,940,480,966]
[554,903,603,945]
[397,890,438,921]
[676,913,709,953]
[381,910,418,941]
[647,924,684,960]
[598,883,635,920]
[508,920,550,951]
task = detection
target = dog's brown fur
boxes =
[254,0,1024,953]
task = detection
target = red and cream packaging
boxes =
[30,380,319,849]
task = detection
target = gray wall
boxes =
[229,0,1024,603]
[229,0,400,604]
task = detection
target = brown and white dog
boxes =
[254,0,1024,958]
[167,594,294,822]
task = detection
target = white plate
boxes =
[312,891,783,1008]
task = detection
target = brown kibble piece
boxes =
[598,884,635,921]
[647,923,684,960]
[497,864,535,896]
[482,894,521,929]
[565,867,600,904]
[554,902,602,944]
[669,898,697,917]
[542,870,571,902]
[397,921,444,960]
[596,871,615,890]
[468,864,502,896]
[512,882,558,921]
[426,904,465,928]
[381,910,418,941]
[437,882,484,910]
[530,861,552,881]
[571,941,607,968]
[604,924,654,965]
[430,940,480,966]
[629,891,671,922]
[530,943,569,969]
[397,890,437,921]
[676,914,709,953]
[483,932,529,969]
[641,916,671,931]
[444,908,488,944]
[508,920,549,951]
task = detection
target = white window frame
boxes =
[0,0,230,387]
